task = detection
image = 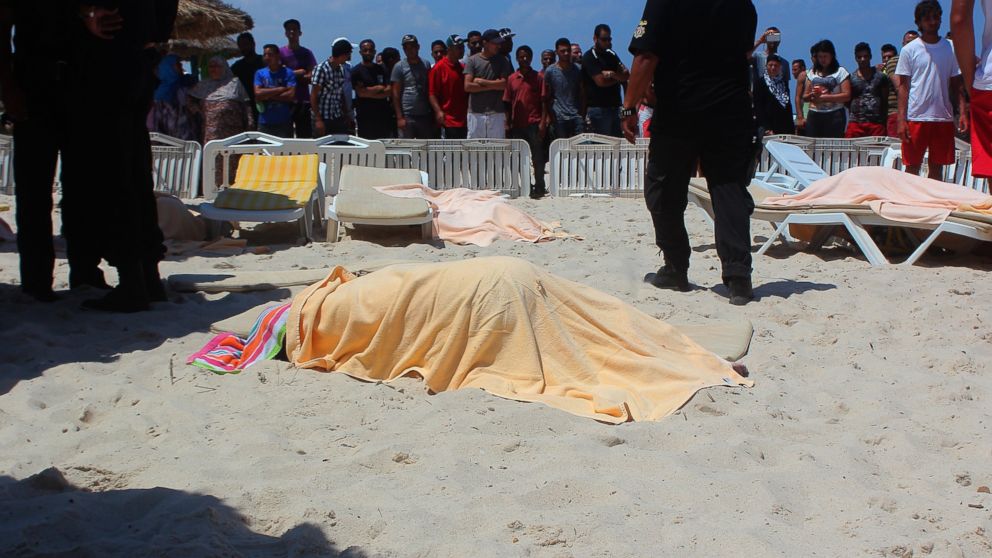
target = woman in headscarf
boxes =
[147,54,197,140]
[752,54,796,136]
[188,56,255,143]
[188,56,255,186]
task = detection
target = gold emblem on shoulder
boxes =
[633,20,647,39]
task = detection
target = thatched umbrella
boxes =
[172,0,253,41]
[167,36,240,59]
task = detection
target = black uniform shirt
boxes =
[581,48,624,107]
[628,0,756,127]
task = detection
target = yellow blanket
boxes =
[214,154,319,211]
[287,257,752,423]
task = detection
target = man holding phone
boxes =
[752,26,784,80]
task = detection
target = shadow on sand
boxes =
[0,469,364,557]
[0,283,292,396]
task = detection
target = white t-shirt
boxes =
[806,67,849,113]
[895,37,961,122]
[975,0,992,91]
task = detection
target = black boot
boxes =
[23,286,60,303]
[82,261,150,313]
[725,276,754,306]
[644,265,691,292]
[69,268,111,291]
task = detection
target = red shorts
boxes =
[886,113,899,137]
[844,121,886,138]
[971,89,992,178]
[901,121,956,167]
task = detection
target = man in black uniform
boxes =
[623,0,758,305]
[73,0,178,312]
[0,1,108,301]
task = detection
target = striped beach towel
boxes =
[188,303,291,374]
[213,154,320,211]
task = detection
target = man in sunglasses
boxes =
[581,24,629,136]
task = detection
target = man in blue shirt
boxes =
[254,44,297,138]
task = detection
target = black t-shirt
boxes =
[351,62,392,117]
[629,0,756,127]
[231,54,264,102]
[581,48,624,107]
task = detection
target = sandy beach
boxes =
[1,194,990,557]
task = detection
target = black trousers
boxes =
[645,119,757,279]
[74,58,165,269]
[292,103,313,138]
[14,93,101,291]
[510,124,547,194]
[805,109,846,138]
[443,126,467,139]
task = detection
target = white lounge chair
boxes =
[325,166,434,243]
[688,178,992,266]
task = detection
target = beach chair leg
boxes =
[838,215,888,266]
[757,220,792,255]
[421,221,434,241]
[326,219,340,243]
[899,225,946,265]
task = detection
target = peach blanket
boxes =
[374,184,558,246]
[763,167,992,224]
[286,257,751,423]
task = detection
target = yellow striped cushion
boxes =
[214,154,320,211]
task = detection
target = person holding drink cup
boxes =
[801,39,851,138]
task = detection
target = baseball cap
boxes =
[332,37,356,56]
[446,34,465,48]
[482,29,503,44]
[402,34,419,45]
[499,28,516,40]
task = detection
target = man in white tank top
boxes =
[951,0,992,178]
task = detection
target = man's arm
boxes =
[392,81,406,124]
[464,72,485,93]
[951,0,977,94]
[794,73,807,129]
[897,73,911,141]
[953,74,969,133]
[621,52,659,142]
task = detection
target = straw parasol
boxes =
[172,0,253,41]
[167,36,240,59]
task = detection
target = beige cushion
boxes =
[334,188,430,220]
[333,166,430,220]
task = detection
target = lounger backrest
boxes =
[338,165,426,190]
[764,141,830,188]
[213,154,320,211]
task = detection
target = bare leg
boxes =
[905,165,922,176]
[927,163,944,181]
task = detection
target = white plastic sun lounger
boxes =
[688,178,992,266]
[325,166,434,242]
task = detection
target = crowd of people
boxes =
[749,0,976,182]
[155,21,638,199]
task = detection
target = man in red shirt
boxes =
[429,34,469,139]
[504,45,547,198]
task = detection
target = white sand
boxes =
[1,195,990,557]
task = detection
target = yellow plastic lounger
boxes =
[325,165,433,242]
[687,178,992,266]
[198,154,325,242]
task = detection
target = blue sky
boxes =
[229,0,986,71]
